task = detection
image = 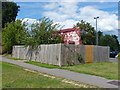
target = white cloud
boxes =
[19,2,118,35]
[44,11,68,22]
[76,6,118,33]
[43,2,58,10]
[55,19,79,29]
[58,2,77,14]
[100,0,105,3]
[43,2,78,21]
[43,3,118,35]
[21,18,39,24]
[118,20,120,29]
[21,18,40,30]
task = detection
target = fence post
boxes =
[75,45,76,64]
[74,45,77,65]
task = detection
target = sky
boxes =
[8,0,120,41]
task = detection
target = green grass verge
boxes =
[63,62,118,80]
[2,62,98,88]
[118,53,120,61]
[0,61,2,89]
[24,61,118,80]
[24,61,62,69]
[7,57,26,60]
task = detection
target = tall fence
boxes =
[60,45,110,65]
[12,44,110,66]
[12,44,62,66]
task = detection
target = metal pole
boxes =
[96,19,98,45]
[94,17,99,46]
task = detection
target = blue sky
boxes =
[9,1,119,40]
[16,2,118,20]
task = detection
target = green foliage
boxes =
[77,53,85,63]
[74,20,96,45]
[99,35,118,51]
[74,20,119,50]
[112,35,120,51]
[98,30,103,42]
[2,2,20,28]
[2,20,28,53]
[7,57,26,60]
[66,59,73,66]
[25,17,64,48]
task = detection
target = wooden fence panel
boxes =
[85,45,93,63]
[93,46,110,62]
[12,44,110,66]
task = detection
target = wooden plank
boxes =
[85,45,93,63]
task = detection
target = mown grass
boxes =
[25,61,118,80]
[63,62,118,80]
[24,61,61,69]
[7,57,26,60]
[2,62,98,88]
[118,53,120,61]
[0,61,2,89]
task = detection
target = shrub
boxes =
[77,53,85,63]
[2,20,28,53]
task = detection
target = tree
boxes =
[98,30,103,43]
[25,17,64,48]
[111,35,120,51]
[2,20,28,53]
[99,35,118,51]
[2,2,20,28]
[74,20,96,45]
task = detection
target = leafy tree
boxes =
[2,2,20,28]
[112,35,120,51]
[99,35,118,51]
[2,20,28,53]
[74,20,96,45]
[98,30,103,44]
[25,17,64,48]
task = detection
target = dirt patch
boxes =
[62,79,89,88]
[24,69,36,73]
[24,68,55,79]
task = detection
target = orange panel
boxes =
[86,45,93,63]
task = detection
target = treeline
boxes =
[2,2,64,53]
[74,20,120,51]
[2,18,64,53]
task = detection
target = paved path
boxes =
[109,58,118,62]
[1,55,119,88]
